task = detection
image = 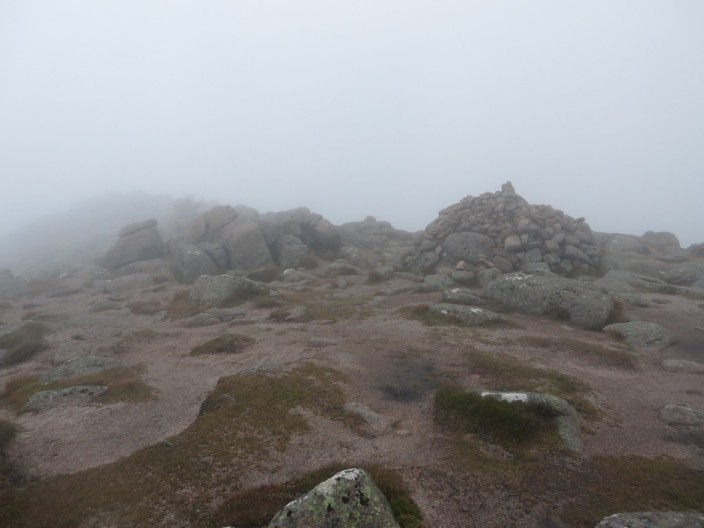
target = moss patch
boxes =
[464,348,598,420]
[190,333,255,355]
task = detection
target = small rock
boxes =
[41,356,122,383]
[595,511,704,528]
[659,404,704,426]
[604,321,671,350]
[662,359,704,374]
[344,402,390,434]
[24,385,108,412]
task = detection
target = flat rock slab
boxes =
[595,511,704,527]
[268,468,400,528]
[344,402,390,435]
[25,385,108,412]
[430,303,504,326]
[603,321,672,350]
[41,356,123,383]
[659,404,704,426]
[662,359,704,374]
[441,288,486,306]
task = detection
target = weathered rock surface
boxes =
[188,274,276,307]
[441,288,486,306]
[41,356,123,383]
[595,512,704,528]
[168,240,219,283]
[659,404,704,426]
[603,321,671,350]
[484,273,614,330]
[429,303,504,326]
[268,468,400,528]
[410,183,601,276]
[103,220,165,270]
[24,385,108,412]
[661,359,704,374]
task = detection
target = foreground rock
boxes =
[659,404,704,426]
[603,321,671,350]
[484,273,614,330]
[661,359,704,374]
[595,511,704,527]
[268,468,400,528]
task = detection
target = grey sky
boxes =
[1,1,703,245]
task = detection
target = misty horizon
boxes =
[1,1,703,247]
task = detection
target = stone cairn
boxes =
[410,182,601,276]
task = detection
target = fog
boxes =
[1,1,703,248]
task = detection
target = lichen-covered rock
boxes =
[603,321,671,350]
[484,273,614,330]
[188,274,277,307]
[594,511,704,527]
[268,468,400,528]
[442,288,486,306]
[41,356,122,383]
[168,240,219,283]
[429,303,504,326]
[24,385,108,411]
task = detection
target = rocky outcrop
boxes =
[483,273,615,330]
[268,468,400,528]
[338,216,417,270]
[103,219,165,270]
[595,512,704,528]
[410,183,601,277]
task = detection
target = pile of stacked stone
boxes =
[410,182,601,276]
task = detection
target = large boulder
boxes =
[219,220,274,270]
[484,273,614,330]
[103,220,165,270]
[268,468,400,528]
[271,235,310,269]
[595,512,704,527]
[167,240,219,283]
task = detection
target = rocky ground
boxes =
[1,258,703,527]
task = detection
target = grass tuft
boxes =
[165,290,206,320]
[434,384,558,446]
[190,334,255,356]
[127,299,163,315]
[246,267,280,283]
[0,322,50,366]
